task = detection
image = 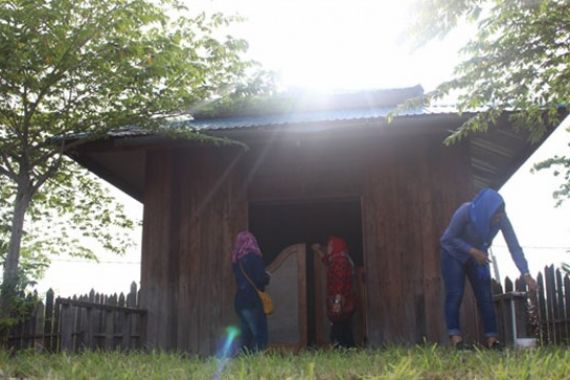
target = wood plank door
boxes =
[265,244,307,351]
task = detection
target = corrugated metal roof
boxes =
[171,105,461,131]
[79,105,461,141]
[61,106,458,141]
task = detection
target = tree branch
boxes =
[0,151,17,177]
[0,164,17,182]
[24,11,98,126]
[0,108,22,137]
[31,154,63,195]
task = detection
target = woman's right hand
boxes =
[311,243,325,258]
[524,274,538,292]
[469,248,490,265]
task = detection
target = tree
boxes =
[0,164,136,283]
[0,0,264,310]
[409,0,570,202]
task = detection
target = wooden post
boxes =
[555,269,566,343]
[93,293,105,349]
[536,272,548,344]
[59,300,73,351]
[564,275,570,343]
[514,277,528,339]
[104,295,115,350]
[85,290,95,350]
[71,299,81,351]
[125,282,137,349]
[117,293,126,349]
[44,289,55,351]
[504,277,514,344]
[492,279,507,344]
[34,301,45,350]
[545,265,557,344]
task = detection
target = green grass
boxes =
[1,346,570,379]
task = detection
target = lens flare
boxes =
[213,325,240,380]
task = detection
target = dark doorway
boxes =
[249,198,364,347]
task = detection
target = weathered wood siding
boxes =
[141,148,247,354]
[140,125,477,353]
[361,136,475,345]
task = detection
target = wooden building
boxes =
[68,86,551,354]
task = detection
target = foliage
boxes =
[0,160,137,281]
[1,346,570,379]
[532,145,570,206]
[409,0,570,203]
[0,271,39,344]
[0,0,265,294]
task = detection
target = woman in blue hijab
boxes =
[440,188,537,349]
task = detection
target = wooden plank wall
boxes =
[244,131,475,346]
[362,135,474,345]
[175,148,247,355]
[140,150,177,349]
[140,147,247,354]
[245,132,365,202]
[140,128,478,352]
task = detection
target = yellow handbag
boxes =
[256,289,274,315]
[239,262,274,315]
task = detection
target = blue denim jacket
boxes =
[440,202,529,275]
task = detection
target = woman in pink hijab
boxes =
[232,231,270,352]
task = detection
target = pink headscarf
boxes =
[231,231,262,263]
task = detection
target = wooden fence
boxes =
[4,266,569,351]
[492,265,570,346]
[5,282,146,352]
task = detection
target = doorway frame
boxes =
[247,195,369,347]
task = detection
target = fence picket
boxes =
[564,274,570,344]
[545,265,558,344]
[43,289,54,351]
[555,269,566,343]
[514,276,528,339]
[536,272,548,344]
[34,301,45,350]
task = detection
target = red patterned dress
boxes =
[322,236,355,321]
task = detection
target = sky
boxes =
[37,0,570,296]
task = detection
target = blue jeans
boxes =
[441,250,497,337]
[236,304,268,352]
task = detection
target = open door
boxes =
[249,198,367,349]
[265,244,307,351]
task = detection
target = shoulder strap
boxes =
[239,260,260,292]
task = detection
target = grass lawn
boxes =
[1,346,569,379]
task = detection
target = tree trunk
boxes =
[0,182,32,316]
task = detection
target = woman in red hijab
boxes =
[312,236,356,348]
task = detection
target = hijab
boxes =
[329,235,349,258]
[231,231,262,263]
[469,188,505,247]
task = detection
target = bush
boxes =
[0,272,40,346]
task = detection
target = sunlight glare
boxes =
[194,0,462,91]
